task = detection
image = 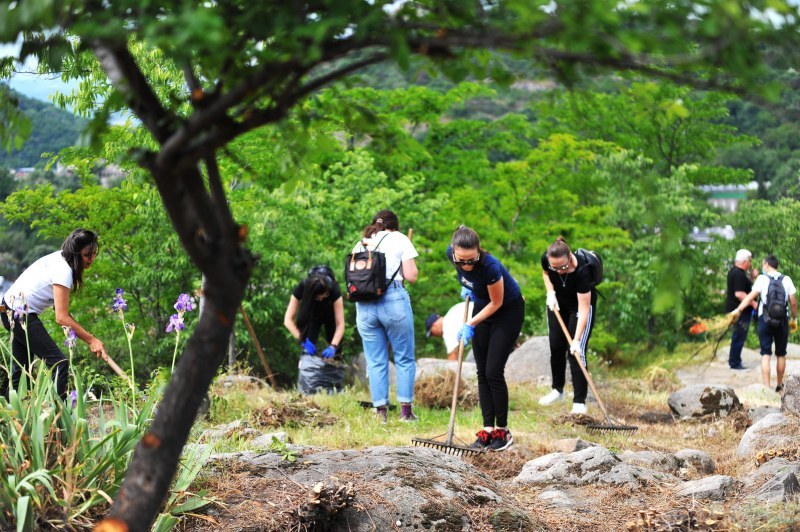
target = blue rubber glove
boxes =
[457,323,475,345]
[321,345,336,359]
[302,338,317,356]
[460,286,473,301]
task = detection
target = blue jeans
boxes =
[729,310,752,367]
[356,284,415,407]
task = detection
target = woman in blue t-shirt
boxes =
[447,225,524,452]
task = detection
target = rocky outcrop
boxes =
[513,446,676,488]
[505,336,560,385]
[674,449,715,475]
[414,358,478,381]
[741,459,800,503]
[781,373,800,415]
[736,413,798,457]
[674,475,739,501]
[619,450,681,474]
[668,385,741,418]
[204,446,533,531]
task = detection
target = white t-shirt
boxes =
[442,301,475,355]
[752,271,796,317]
[4,251,74,314]
[353,230,418,281]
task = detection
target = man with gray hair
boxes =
[726,249,757,369]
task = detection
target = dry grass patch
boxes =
[251,396,337,429]
[465,445,541,480]
[414,370,478,409]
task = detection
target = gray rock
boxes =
[747,472,800,503]
[220,373,268,388]
[782,373,800,415]
[736,413,797,457]
[206,446,529,531]
[668,385,741,418]
[619,450,680,474]
[414,358,478,382]
[551,438,597,454]
[200,420,261,442]
[250,431,288,449]
[674,449,715,475]
[675,475,739,501]
[741,458,800,490]
[505,336,563,385]
[537,488,578,508]
[513,446,676,488]
[749,406,781,424]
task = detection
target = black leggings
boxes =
[547,305,595,404]
[1,310,69,399]
[472,297,525,428]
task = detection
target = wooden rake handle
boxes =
[103,353,131,382]
[552,310,613,424]
[445,295,471,447]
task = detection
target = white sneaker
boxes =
[539,389,564,405]
[571,403,587,415]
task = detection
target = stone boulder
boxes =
[204,446,535,531]
[741,458,800,490]
[550,438,597,454]
[513,446,676,488]
[346,351,396,388]
[619,450,680,474]
[736,413,799,457]
[414,358,478,382]
[668,385,741,418]
[674,449,715,475]
[782,373,800,415]
[741,459,800,503]
[675,475,739,501]
[749,406,781,425]
[505,336,562,385]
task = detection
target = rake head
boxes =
[411,437,483,457]
[586,423,638,434]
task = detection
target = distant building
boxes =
[699,182,758,213]
[13,167,36,180]
[689,225,735,243]
[98,164,125,187]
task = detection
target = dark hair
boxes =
[546,236,571,259]
[764,255,779,269]
[363,209,399,238]
[296,273,335,336]
[61,228,99,293]
[451,225,487,257]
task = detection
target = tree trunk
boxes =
[100,160,254,531]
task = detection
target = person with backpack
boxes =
[351,210,419,422]
[283,265,345,395]
[539,237,599,415]
[448,225,524,452]
[1,229,109,400]
[730,254,798,392]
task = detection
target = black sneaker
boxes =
[487,429,513,452]
[730,364,748,370]
[777,384,785,393]
[470,430,492,449]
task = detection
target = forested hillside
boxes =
[0,87,85,168]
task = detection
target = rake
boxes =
[412,296,483,456]
[553,310,638,434]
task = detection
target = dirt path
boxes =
[675,341,800,407]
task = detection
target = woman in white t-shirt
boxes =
[1,229,108,400]
[353,210,419,423]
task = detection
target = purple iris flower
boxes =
[13,304,27,320]
[174,293,194,313]
[112,288,128,312]
[166,314,185,333]
[64,328,78,349]
[69,390,78,408]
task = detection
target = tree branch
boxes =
[91,39,176,143]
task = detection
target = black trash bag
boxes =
[298,355,345,395]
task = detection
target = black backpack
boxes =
[344,234,401,302]
[576,248,604,287]
[764,274,788,327]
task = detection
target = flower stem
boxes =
[171,331,181,374]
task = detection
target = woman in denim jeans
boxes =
[353,210,419,422]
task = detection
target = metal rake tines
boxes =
[587,423,638,434]
[411,438,482,456]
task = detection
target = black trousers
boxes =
[1,309,69,399]
[547,305,595,404]
[472,297,525,428]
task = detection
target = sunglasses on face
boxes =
[453,253,480,266]
[548,261,570,272]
